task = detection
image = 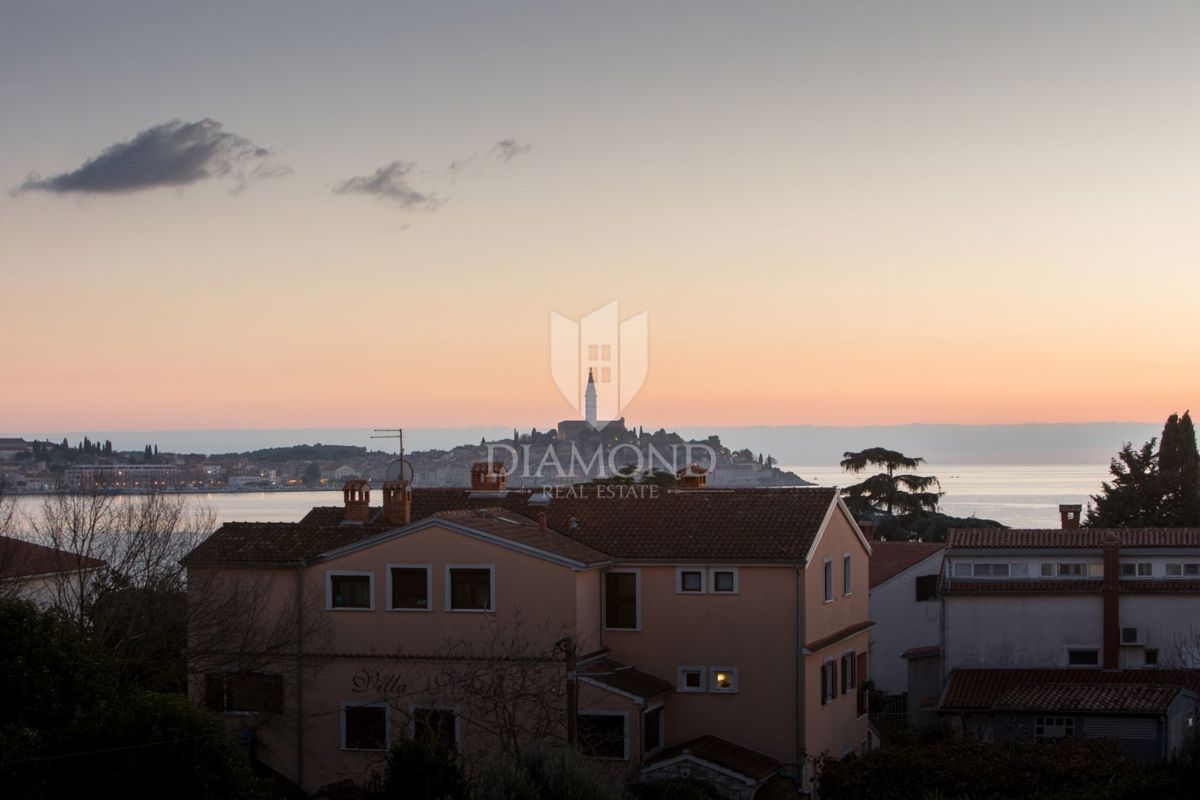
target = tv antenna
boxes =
[372,428,414,483]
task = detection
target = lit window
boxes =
[677,666,706,692]
[710,568,738,593]
[711,667,738,693]
[389,565,430,610]
[677,569,704,593]
[448,566,493,611]
[329,573,373,610]
[343,704,388,750]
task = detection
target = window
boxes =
[710,667,738,693]
[1145,648,1159,666]
[915,574,939,602]
[855,652,869,717]
[204,672,283,714]
[1167,563,1200,576]
[577,713,627,760]
[820,659,837,705]
[955,563,1026,579]
[1120,562,1153,577]
[843,554,852,595]
[677,666,706,693]
[1035,716,1075,739]
[642,706,663,753]
[1067,648,1099,666]
[328,572,373,610]
[840,651,857,694]
[605,571,639,629]
[823,559,833,602]
[676,568,704,593]
[388,565,430,610]
[447,565,493,611]
[710,568,738,593]
[343,704,388,751]
[412,706,458,752]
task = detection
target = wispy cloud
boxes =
[14,118,284,195]
[447,154,477,180]
[332,161,442,210]
[491,139,533,162]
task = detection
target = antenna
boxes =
[371,428,414,482]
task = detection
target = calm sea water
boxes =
[9,464,1110,529]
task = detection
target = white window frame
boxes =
[386,563,432,611]
[1034,715,1075,739]
[821,658,836,704]
[340,701,389,751]
[1064,646,1101,667]
[710,665,739,694]
[842,553,852,596]
[675,567,705,594]
[1167,562,1200,576]
[1120,562,1153,578]
[576,710,629,761]
[445,564,495,612]
[326,570,375,611]
[823,558,833,602]
[604,568,641,631]
[705,568,734,594]
[676,665,707,693]
[841,649,857,694]
[641,703,665,756]
[409,703,461,752]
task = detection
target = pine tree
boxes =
[1087,440,1164,527]
[840,448,942,517]
[1159,411,1200,526]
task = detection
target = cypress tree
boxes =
[1161,411,1200,525]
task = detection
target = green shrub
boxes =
[377,738,467,799]
[471,746,627,800]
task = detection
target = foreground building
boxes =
[934,505,1200,760]
[183,475,873,796]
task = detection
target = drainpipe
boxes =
[295,561,306,789]
[795,564,806,787]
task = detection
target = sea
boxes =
[7,463,1109,530]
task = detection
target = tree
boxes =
[1087,440,1163,527]
[1159,411,1200,526]
[839,448,941,517]
[301,461,321,486]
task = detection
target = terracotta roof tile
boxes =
[645,735,780,782]
[994,683,1184,714]
[0,535,106,579]
[941,668,1200,712]
[578,656,673,700]
[427,509,610,565]
[948,528,1200,549]
[869,542,945,588]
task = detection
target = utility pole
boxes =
[558,636,579,749]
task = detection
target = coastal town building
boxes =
[934,505,1200,760]
[0,535,106,610]
[63,463,181,490]
[182,474,874,795]
[867,539,945,694]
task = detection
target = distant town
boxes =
[0,417,806,494]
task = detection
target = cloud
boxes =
[332,161,442,210]
[14,118,284,195]
[447,154,477,180]
[491,139,533,162]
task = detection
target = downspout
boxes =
[795,563,806,787]
[295,561,306,790]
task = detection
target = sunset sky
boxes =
[2,1,1198,433]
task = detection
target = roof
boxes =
[805,619,875,653]
[0,536,106,579]
[994,683,1184,714]
[940,578,1200,595]
[184,486,842,566]
[869,541,945,588]
[645,735,780,783]
[578,656,673,701]
[415,509,610,566]
[947,528,1200,549]
[901,644,940,660]
[940,668,1200,712]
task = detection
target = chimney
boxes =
[537,511,547,531]
[1102,534,1120,669]
[1060,504,1082,529]
[382,480,412,526]
[470,461,507,492]
[858,520,877,541]
[342,479,371,523]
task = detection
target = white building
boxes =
[0,535,106,611]
[867,541,945,694]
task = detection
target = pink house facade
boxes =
[183,478,872,796]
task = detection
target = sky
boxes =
[2,1,1198,433]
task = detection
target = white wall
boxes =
[869,551,943,694]
[1119,594,1200,668]
[943,594,1102,670]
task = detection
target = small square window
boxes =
[329,573,373,609]
[448,567,492,611]
[1041,563,1054,577]
[678,570,704,593]
[711,667,738,693]
[1167,563,1182,576]
[390,566,429,610]
[677,666,706,692]
[711,569,737,593]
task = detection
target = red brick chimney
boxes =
[1060,504,1082,529]
[858,520,877,541]
[1102,533,1120,669]
[537,511,548,531]
[342,479,371,523]
[382,480,412,526]
[470,462,507,492]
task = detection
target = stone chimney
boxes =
[1102,533,1121,669]
[470,461,507,492]
[1059,504,1082,529]
[342,479,371,523]
[382,480,412,526]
